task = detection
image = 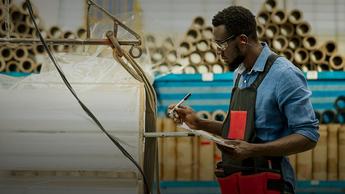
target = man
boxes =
[169,5,319,194]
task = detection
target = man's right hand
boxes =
[167,104,200,130]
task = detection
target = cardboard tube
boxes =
[176,124,193,180]
[52,44,65,53]
[302,63,317,72]
[280,49,294,61]
[6,61,20,72]
[63,31,77,52]
[288,154,297,172]
[336,112,345,124]
[33,27,48,38]
[297,149,312,180]
[265,24,279,39]
[262,0,277,12]
[329,54,344,71]
[257,11,270,26]
[162,118,176,180]
[151,48,164,63]
[197,111,215,180]
[158,63,170,74]
[322,41,337,56]
[179,41,193,56]
[204,50,217,64]
[77,27,86,39]
[0,57,5,72]
[25,14,43,28]
[280,22,294,37]
[303,36,318,50]
[288,9,303,24]
[183,65,197,74]
[20,57,35,73]
[0,47,13,61]
[166,50,177,64]
[310,49,325,64]
[256,24,265,38]
[339,126,345,180]
[34,44,45,55]
[33,63,42,73]
[296,22,311,37]
[189,52,202,65]
[49,26,62,38]
[20,1,38,16]
[10,4,24,22]
[212,63,224,74]
[171,63,183,74]
[192,16,205,29]
[272,35,288,52]
[197,64,209,74]
[211,110,226,122]
[328,124,340,180]
[288,36,301,50]
[186,28,201,42]
[14,47,28,61]
[15,22,30,35]
[321,110,336,124]
[271,9,287,24]
[317,61,331,72]
[177,57,190,67]
[294,48,309,64]
[197,111,211,120]
[196,40,209,52]
[162,37,175,51]
[335,96,345,113]
[201,26,213,40]
[312,125,327,180]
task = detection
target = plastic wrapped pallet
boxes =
[0,54,145,193]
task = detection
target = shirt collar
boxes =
[235,42,272,75]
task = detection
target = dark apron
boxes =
[215,54,287,194]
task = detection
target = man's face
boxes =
[213,25,245,71]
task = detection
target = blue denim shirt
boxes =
[234,43,319,188]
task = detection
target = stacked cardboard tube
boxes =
[146,16,227,75]
[0,1,87,73]
[258,0,345,71]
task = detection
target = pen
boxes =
[168,93,192,115]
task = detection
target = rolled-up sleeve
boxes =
[276,67,319,142]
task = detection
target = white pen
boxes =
[168,93,192,116]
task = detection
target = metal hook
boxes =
[106,31,123,57]
[129,45,143,58]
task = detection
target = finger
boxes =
[168,104,177,109]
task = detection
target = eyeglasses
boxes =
[214,35,235,51]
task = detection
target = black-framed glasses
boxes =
[214,35,235,51]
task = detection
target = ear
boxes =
[239,34,248,45]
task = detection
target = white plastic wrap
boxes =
[0,54,145,171]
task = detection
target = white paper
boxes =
[178,123,235,149]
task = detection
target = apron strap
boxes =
[250,53,280,89]
[234,72,242,88]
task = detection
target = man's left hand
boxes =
[217,139,255,161]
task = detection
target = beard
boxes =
[227,54,245,71]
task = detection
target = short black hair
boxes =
[212,6,257,40]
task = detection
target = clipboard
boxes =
[178,122,235,149]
